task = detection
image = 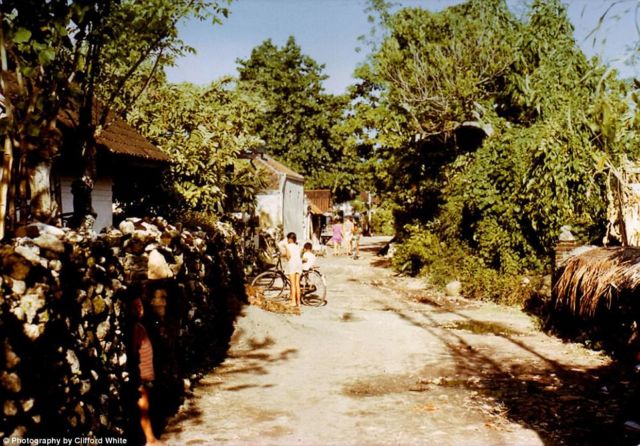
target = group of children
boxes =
[280,215,364,307]
[330,215,361,258]
[279,233,317,307]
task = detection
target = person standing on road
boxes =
[352,218,361,260]
[282,232,303,307]
[131,295,164,446]
[331,218,343,256]
[343,216,355,256]
[362,211,371,237]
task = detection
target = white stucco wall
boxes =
[60,176,113,232]
[283,179,304,240]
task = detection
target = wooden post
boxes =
[0,136,12,239]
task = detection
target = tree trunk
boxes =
[0,136,13,239]
[29,159,56,222]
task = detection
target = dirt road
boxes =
[163,237,624,445]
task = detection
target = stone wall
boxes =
[0,217,246,442]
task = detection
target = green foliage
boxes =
[127,78,265,216]
[370,204,395,236]
[392,225,535,305]
[236,37,361,197]
[0,0,231,229]
[354,0,638,290]
[356,0,640,303]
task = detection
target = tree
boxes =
[236,37,359,197]
[355,0,640,280]
[0,0,230,237]
[126,78,264,216]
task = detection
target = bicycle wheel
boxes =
[300,270,327,306]
[251,270,289,301]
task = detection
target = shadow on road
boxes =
[164,332,298,436]
[379,297,636,445]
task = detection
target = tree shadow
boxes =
[369,257,392,268]
[358,238,392,254]
[378,298,636,445]
[164,334,298,436]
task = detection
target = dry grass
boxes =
[554,247,640,317]
[245,285,300,315]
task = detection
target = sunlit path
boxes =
[163,237,611,445]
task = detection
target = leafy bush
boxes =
[370,204,396,236]
[393,225,538,305]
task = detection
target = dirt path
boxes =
[163,237,625,446]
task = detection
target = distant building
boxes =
[254,155,304,239]
[304,189,332,239]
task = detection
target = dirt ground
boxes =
[163,237,636,446]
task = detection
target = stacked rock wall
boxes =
[0,217,246,441]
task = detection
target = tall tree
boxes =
[355,0,640,273]
[236,37,358,197]
[0,0,230,237]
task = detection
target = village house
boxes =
[55,108,170,232]
[254,154,304,240]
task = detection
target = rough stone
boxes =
[93,297,106,315]
[14,245,42,266]
[445,280,462,297]
[6,256,31,280]
[66,350,81,375]
[11,280,26,295]
[48,259,63,271]
[118,220,135,235]
[96,321,110,341]
[147,249,173,280]
[15,222,65,238]
[23,323,43,340]
[33,233,65,254]
[21,399,34,412]
[4,341,20,369]
[1,372,22,392]
[20,290,46,324]
[4,400,18,416]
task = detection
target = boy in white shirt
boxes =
[302,242,316,271]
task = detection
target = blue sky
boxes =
[165,0,639,94]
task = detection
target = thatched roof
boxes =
[58,105,170,163]
[1,75,169,163]
[554,247,640,317]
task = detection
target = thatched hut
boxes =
[555,247,640,317]
[552,247,640,355]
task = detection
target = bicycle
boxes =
[250,254,327,306]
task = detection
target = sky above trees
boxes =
[165,0,639,94]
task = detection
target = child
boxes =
[302,242,316,271]
[343,216,354,256]
[331,218,343,256]
[352,219,361,260]
[282,232,302,307]
[131,297,163,445]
